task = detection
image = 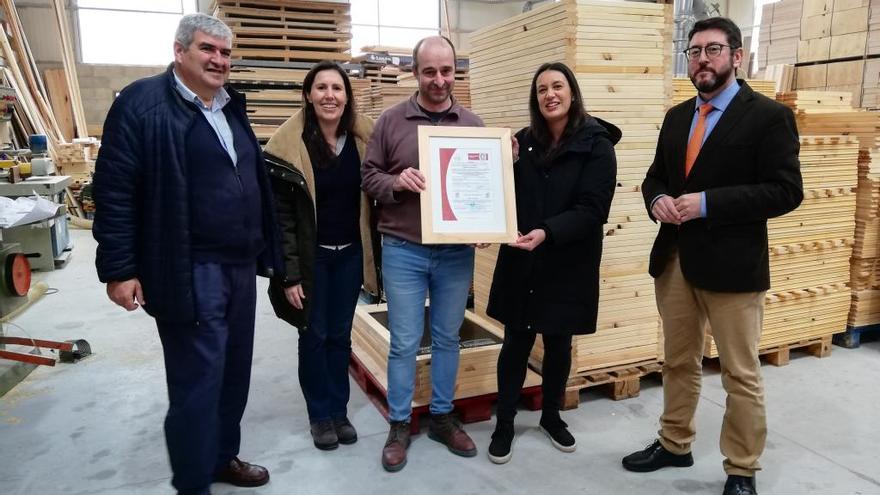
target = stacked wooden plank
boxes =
[469,0,670,382]
[795,59,867,106]
[701,91,862,356]
[672,78,776,106]
[212,0,352,139]
[778,90,854,111]
[758,0,802,70]
[798,0,869,64]
[849,141,880,325]
[762,64,796,93]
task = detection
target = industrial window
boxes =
[351,0,440,55]
[77,0,198,65]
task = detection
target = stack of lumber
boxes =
[672,78,776,106]
[470,0,671,376]
[796,59,868,106]
[212,0,352,140]
[762,64,796,93]
[797,0,869,64]
[54,138,100,184]
[778,90,854,111]
[703,92,862,356]
[758,0,802,70]
[849,141,880,325]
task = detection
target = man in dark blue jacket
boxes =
[92,13,280,495]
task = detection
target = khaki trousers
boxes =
[655,252,767,476]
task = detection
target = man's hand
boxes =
[651,195,682,225]
[107,278,145,311]
[512,136,520,162]
[284,284,306,310]
[392,167,426,193]
[509,229,546,252]
[673,193,702,223]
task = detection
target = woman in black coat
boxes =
[486,62,620,464]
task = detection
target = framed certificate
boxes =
[418,125,517,244]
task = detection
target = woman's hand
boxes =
[284,284,306,310]
[509,229,546,251]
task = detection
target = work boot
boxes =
[428,412,477,457]
[310,419,338,451]
[333,416,358,445]
[381,420,411,472]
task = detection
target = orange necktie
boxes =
[685,103,714,178]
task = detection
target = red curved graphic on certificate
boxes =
[439,148,457,221]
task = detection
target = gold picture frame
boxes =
[417,125,518,244]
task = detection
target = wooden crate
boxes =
[469,0,669,375]
[351,304,539,406]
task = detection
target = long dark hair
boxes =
[302,61,355,167]
[527,62,589,152]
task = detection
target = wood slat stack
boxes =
[758,0,802,70]
[672,78,777,106]
[54,138,99,184]
[797,0,870,64]
[762,64,796,93]
[702,91,862,356]
[212,0,352,140]
[469,0,671,376]
[849,140,880,325]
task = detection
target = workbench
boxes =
[0,176,72,271]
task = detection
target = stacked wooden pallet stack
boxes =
[849,140,880,326]
[703,93,862,358]
[758,0,802,70]
[470,0,671,403]
[672,78,776,106]
[212,0,352,140]
[54,138,99,183]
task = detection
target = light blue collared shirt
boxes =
[691,80,741,217]
[172,70,237,166]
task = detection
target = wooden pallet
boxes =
[349,352,542,434]
[833,323,880,348]
[760,335,833,366]
[561,361,662,410]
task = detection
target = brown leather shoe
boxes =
[381,421,411,472]
[428,413,477,457]
[214,457,270,487]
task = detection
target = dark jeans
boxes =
[299,244,363,422]
[496,329,572,422]
[156,261,257,494]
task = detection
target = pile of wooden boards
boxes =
[787,94,880,328]
[469,0,671,405]
[212,0,352,140]
[672,78,776,106]
[759,0,880,107]
[704,92,863,357]
[54,139,100,185]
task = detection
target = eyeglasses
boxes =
[683,43,737,60]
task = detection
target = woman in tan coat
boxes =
[263,61,378,451]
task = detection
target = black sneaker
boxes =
[310,419,338,451]
[488,420,515,464]
[539,417,576,453]
[333,417,358,445]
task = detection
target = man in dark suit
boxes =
[621,17,803,495]
[93,13,280,495]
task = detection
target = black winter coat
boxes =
[486,117,620,335]
[93,65,282,322]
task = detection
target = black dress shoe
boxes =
[622,439,694,472]
[723,475,757,495]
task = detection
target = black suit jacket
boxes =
[642,80,803,292]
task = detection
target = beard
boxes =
[690,62,734,94]
[420,83,452,105]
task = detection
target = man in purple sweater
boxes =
[362,36,484,472]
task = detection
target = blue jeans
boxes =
[299,244,363,422]
[155,261,257,494]
[381,235,475,421]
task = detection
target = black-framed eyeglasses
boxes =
[683,43,737,60]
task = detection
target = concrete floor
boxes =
[1,228,879,495]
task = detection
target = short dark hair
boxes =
[687,17,742,49]
[411,35,457,72]
[301,61,356,167]
[528,62,589,151]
